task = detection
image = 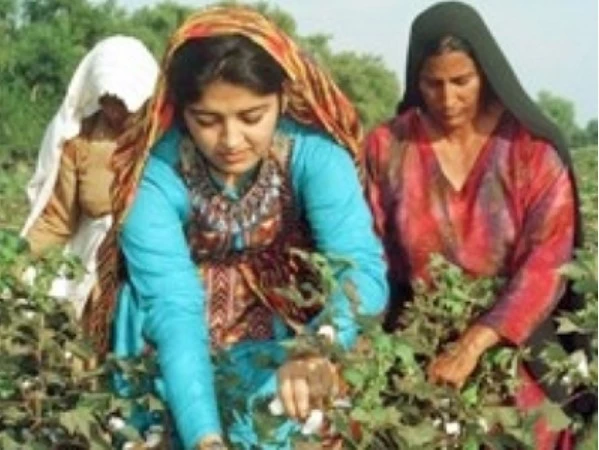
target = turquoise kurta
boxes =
[113,118,388,449]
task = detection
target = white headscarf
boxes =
[21,35,159,317]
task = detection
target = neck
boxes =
[206,162,261,193]
[424,101,504,154]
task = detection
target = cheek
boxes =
[465,82,482,107]
[247,116,279,153]
[185,121,217,151]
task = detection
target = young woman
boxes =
[96,7,387,450]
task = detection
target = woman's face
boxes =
[183,79,281,186]
[418,50,483,132]
[99,95,130,131]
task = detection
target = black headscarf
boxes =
[398,1,594,416]
[398,1,572,166]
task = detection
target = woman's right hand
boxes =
[277,355,338,420]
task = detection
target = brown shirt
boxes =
[26,115,117,255]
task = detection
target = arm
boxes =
[428,143,575,388]
[478,142,576,345]
[293,130,389,349]
[119,155,221,449]
[26,140,80,255]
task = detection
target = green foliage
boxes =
[571,147,598,248]
[539,249,598,440]
[0,1,595,449]
[537,90,597,147]
[0,229,166,449]
[329,255,534,449]
[0,0,399,162]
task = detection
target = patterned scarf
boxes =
[89,5,362,354]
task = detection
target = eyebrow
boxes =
[186,104,269,116]
[421,70,477,80]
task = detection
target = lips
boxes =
[219,152,247,164]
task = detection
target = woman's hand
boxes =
[427,324,500,389]
[196,434,228,450]
[277,355,337,420]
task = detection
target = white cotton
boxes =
[478,417,489,432]
[444,421,461,436]
[268,397,285,416]
[332,397,352,409]
[317,325,337,343]
[301,409,325,435]
[22,267,36,286]
[108,416,126,432]
[145,431,163,448]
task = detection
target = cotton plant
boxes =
[0,229,165,450]
[325,254,538,450]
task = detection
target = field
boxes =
[0,147,596,449]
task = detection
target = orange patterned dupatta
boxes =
[88,5,362,355]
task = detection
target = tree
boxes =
[0,0,400,160]
[536,90,579,146]
[585,119,597,146]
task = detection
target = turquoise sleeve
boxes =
[119,154,221,450]
[289,125,389,349]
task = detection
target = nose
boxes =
[437,82,457,108]
[221,121,243,149]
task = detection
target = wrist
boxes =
[461,324,500,355]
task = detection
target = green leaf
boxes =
[536,400,571,431]
[0,434,23,450]
[58,408,96,438]
[555,316,584,334]
[460,383,479,406]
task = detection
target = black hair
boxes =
[422,34,473,57]
[167,34,287,119]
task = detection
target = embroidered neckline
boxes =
[180,132,291,238]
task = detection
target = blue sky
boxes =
[119,0,598,125]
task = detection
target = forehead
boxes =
[419,51,479,78]
[189,79,278,113]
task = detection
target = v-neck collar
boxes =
[414,110,507,196]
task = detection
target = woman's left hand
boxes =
[277,355,337,420]
[427,324,500,389]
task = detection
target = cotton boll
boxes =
[268,396,285,416]
[301,409,324,435]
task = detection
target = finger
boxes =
[278,373,297,418]
[292,376,310,420]
[307,360,331,400]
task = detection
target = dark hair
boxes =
[167,34,287,117]
[422,34,473,57]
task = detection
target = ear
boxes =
[279,93,289,115]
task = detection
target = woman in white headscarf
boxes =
[21,35,159,319]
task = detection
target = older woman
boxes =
[364,2,580,449]
[22,35,158,319]
[94,6,387,450]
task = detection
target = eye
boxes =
[240,112,264,125]
[452,75,473,86]
[190,114,219,127]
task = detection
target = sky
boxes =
[118,0,598,126]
